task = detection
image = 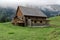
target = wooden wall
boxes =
[16,7,23,17]
[24,16,48,26]
[12,7,25,25]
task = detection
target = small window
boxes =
[40,21,42,23]
[31,20,33,22]
[34,21,37,23]
[22,17,23,19]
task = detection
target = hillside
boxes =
[0,7,16,22]
[0,23,60,40]
[0,16,60,40]
[49,16,60,27]
[40,5,60,17]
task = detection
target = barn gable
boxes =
[16,6,23,17]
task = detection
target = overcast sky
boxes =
[0,0,60,7]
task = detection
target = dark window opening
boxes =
[40,21,42,23]
[22,17,23,19]
[31,20,33,22]
[34,21,37,23]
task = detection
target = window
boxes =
[40,21,42,23]
[34,21,37,23]
[22,17,23,19]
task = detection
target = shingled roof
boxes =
[19,6,47,17]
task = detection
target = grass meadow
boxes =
[0,16,60,40]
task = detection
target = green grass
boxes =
[49,16,60,27]
[0,23,60,40]
[0,16,60,40]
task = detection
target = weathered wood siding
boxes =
[16,6,23,17]
[24,16,48,26]
[12,7,25,25]
[12,6,49,26]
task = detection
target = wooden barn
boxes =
[12,6,49,26]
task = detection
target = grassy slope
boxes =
[0,16,60,40]
[49,16,60,27]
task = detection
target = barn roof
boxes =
[19,6,47,17]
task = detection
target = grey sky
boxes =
[0,0,60,7]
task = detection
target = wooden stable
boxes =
[12,6,49,26]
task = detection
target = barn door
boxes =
[27,19,31,26]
